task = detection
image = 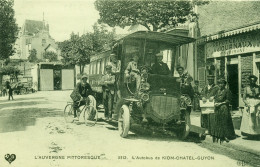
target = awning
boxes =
[121,31,196,46]
[197,21,260,44]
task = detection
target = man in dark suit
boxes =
[101,65,116,121]
[151,52,170,75]
[70,74,93,121]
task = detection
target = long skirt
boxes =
[240,107,260,135]
[209,104,236,140]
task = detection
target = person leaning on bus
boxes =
[70,74,93,121]
[101,65,116,121]
[125,55,141,91]
[107,53,121,99]
[107,53,121,75]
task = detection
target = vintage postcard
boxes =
[0,0,259,167]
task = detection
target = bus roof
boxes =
[120,31,195,45]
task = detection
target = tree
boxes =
[0,0,19,59]
[0,65,21,82]
[94,0,209,31]
[91,23,116,52]
[43,51,58,62]
[0,0,19,86]
[59,24,115,74]
[28,49,38,62]
[59,32,93,74]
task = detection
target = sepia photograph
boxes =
[0,0,260,166]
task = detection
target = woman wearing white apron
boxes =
[241,75,260,137]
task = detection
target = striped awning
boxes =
[197,22,260,44]
[122,31,196,46]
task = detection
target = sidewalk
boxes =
[190,111,260,155]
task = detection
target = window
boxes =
[101,59,105,74]
[89,64,92,74]
[97,60,100,74]
[93,61,97,74]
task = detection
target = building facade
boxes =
[12,19,59,60]
[195,1,260,109]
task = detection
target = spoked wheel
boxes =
[64,104,74,123]
[178,110,191,140]
[84,106,97,126]
[118,105,130,138]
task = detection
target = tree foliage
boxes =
[43,51,58,62]
[0,65,21,81]
[0,0,19,60]
[28,49,38,63]
[58,23,115,74]
[94,0,209,31]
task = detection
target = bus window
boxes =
[101,59,105,74]
[89,63,92,74]
[93,61,97,74]
[97,60,100,74]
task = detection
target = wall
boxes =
[241,54,253,88]
[197,1,260,37]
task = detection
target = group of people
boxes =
[1,81,14,100]
[176,67,236,143]
[70,53,121,121]
[70,52,259,142]
[70,52,171,121]
[194,73,260,143]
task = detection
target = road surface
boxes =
[0,91,256,167]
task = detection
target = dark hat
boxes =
[248,75,258,81]
[81,74,88,79]
[105,65,112,70]
[176,66,184,70]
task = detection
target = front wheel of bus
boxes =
[178,110,191,140]
[118,105,130,138]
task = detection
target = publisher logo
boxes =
[5,154,16,164]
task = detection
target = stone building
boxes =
[12,19,59,60]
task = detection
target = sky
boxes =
[13,0,127,42]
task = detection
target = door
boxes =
[53,69,61,90]
[227,64,238,110]
[40,69,54,91]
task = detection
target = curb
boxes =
[203,134,260,157]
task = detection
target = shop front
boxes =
[200,26,260,109]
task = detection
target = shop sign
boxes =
[205,32,260,58]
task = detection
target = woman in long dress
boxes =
[240,75,260,136]
[209,79,236,143]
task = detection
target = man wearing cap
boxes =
[107,53,121,99]
[151,52,170,75]
[107,53,121,75]
[101,65,116,121]
[70,74,93,121]
[201,75,219,131]
[125,55,141,91]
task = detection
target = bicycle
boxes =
[64,95,98,126]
